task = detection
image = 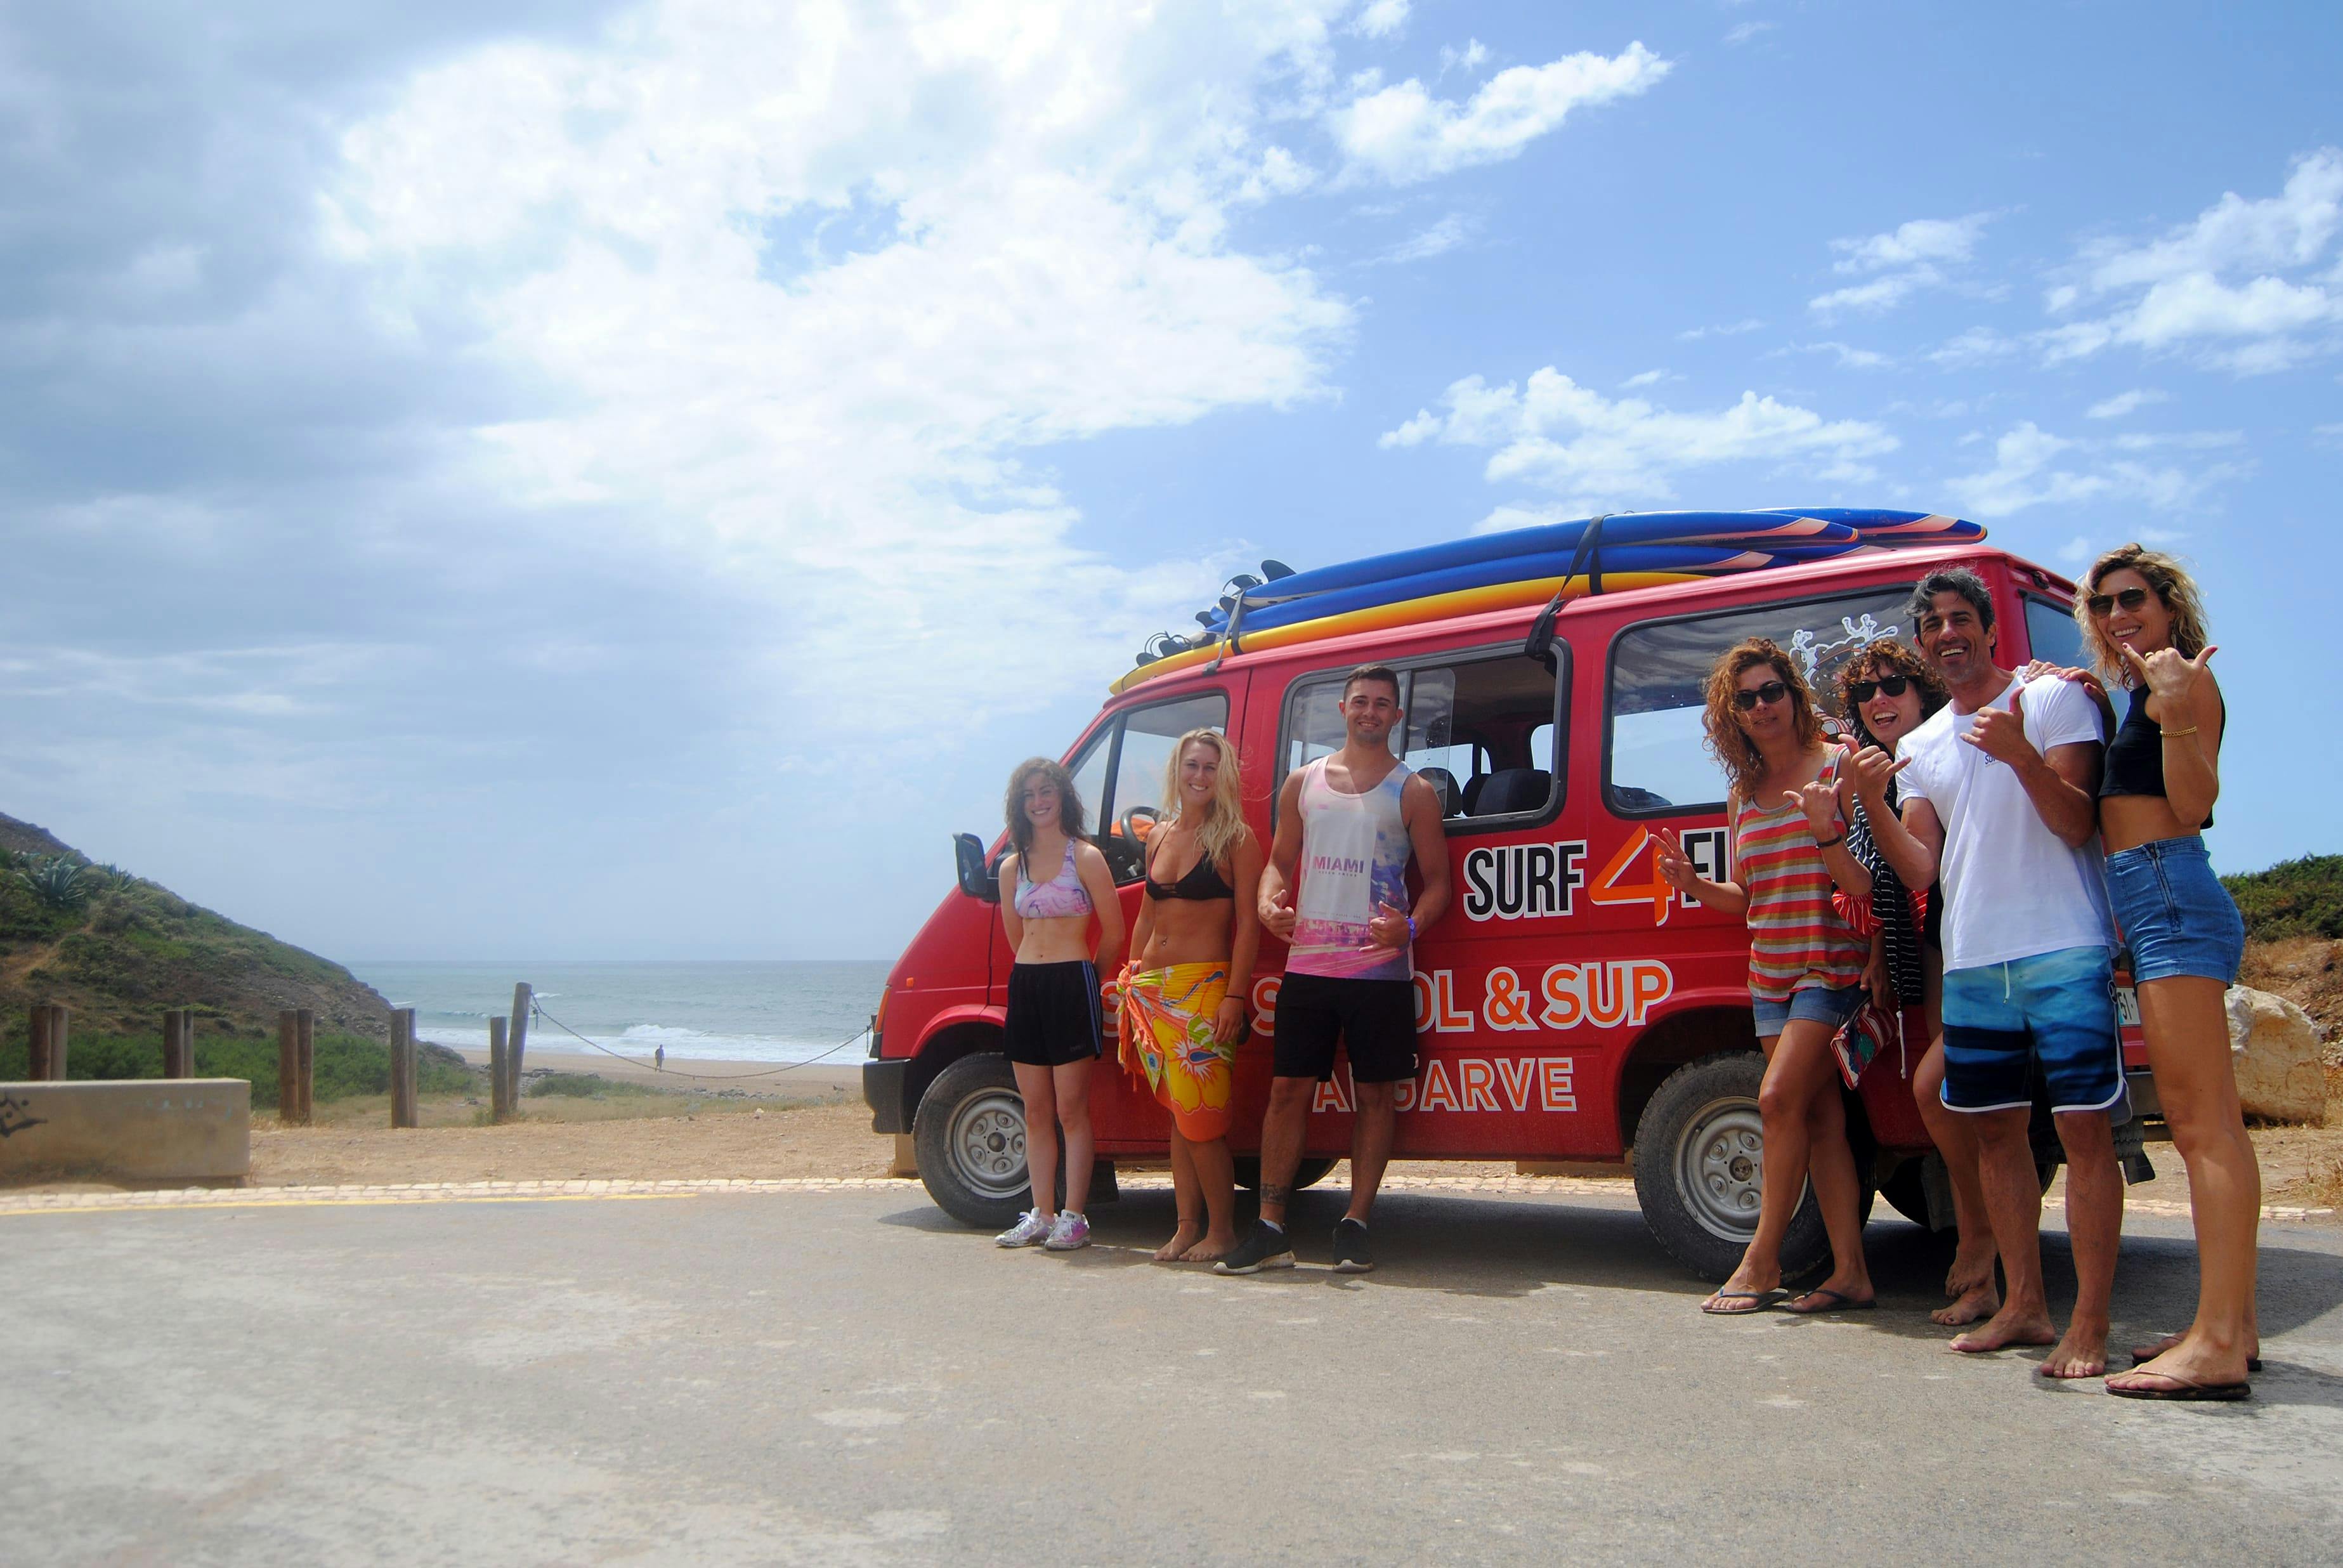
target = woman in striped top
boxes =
[1656,639,1876,1316]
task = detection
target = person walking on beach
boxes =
[1117,728,1265,1263]
[1655,639,1875,1316]
[2051,546,2255,1402]
[1863,568,2123,1378]
[1217,664,1450,1275]
[1834,642,2000,1326]
[994,758,1125,1252]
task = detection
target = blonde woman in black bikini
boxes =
[995,758,1124,1252]
[1117,729,1264,1262]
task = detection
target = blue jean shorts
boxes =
[1941,945,2125,1117]
[1751,983,1864,1041]
[2106,836,2245,985]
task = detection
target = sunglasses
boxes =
[2085,586,2152,618]
[1846,676,1913,703]
[1732,681,1790,711]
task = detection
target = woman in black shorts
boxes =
[993,758,1124,1251]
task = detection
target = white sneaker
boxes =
[995,1209,1051,1248]
[1043,1211,1092,1250]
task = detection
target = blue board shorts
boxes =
[2106,837,2245,985]
[1941,945,2126,1118]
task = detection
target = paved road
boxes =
[13,1181,2343,1566]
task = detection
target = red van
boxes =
[863,539,2157,1279]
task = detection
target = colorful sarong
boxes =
[1118,962,1235,1142]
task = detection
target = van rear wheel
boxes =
[913,1052,1033,1230]
[1631,1051,1855,1284]
[1233,1157,1338,1193]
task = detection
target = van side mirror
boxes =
[953,832,1001,903]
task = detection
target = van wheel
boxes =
[913,1053,1033,1230]
[1232,1157,1338,1192]
[1631,1052,1849,1285]
[1880,1157,1936,1230]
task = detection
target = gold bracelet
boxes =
[2160,725,2199,739]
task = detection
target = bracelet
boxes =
[1404,915,1418,939]
[2159,725,2199,738]
[1813,832,1846,850]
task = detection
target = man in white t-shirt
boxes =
[1863,567,2122,1382]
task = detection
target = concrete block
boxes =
[0,1079,250,1184]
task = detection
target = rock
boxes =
[2226,986,2329,1125]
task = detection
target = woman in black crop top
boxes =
[1115,728,1263,1262]
[2068,544,2259,1401]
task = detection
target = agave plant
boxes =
[16,856,96,911]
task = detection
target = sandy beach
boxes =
[451,1045,864,1101]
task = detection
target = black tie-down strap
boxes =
[1524,513,1610,663]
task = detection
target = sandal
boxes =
[2106,1371,2252,1402]
[1701,1290,1783,1316]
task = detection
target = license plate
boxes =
[2115,986,2141,1028]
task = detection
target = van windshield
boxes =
[1607,586,1917,815]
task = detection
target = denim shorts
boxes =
[1750,983,1864,1040]
[2106,836,2246,986]
[1941,945,2125,1117]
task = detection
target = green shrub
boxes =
[2224,854,2343,941]
[0,1028,479,1107]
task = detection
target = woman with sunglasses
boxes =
[1657,639,1874,1316]
[1833,644,2000,1325]
[2065,547,2257,1402]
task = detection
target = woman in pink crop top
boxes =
[993,757,1124,1253]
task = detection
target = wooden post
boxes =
[389,1008,418,1129]
[28,1004,69,1080]
[161,1009,189,1078]
[296,1009,315,1123]
[278,1010,301,1119]
[488,1016,511,1122]
[506,983,533,1109]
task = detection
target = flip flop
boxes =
[1782,1288,1877,1316]
[1701,1290,1782,1316]
[2129,1348,2262,1373]
[2106,1371,2252,1402]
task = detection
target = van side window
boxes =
[1279,652,1562,830]
[1607,587,1916,815]
[1098,691,1230,883]
[2023,595,2086,670]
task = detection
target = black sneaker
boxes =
[1213,1220,1295,1275]
[1331,1217,1373,1273]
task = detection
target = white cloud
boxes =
[1811,213,1995,320]
[2085,388,2167,419]
[1928,327,2020,367]
[1352,0,1409,39]
[1439,40,1490,76]
[323,1,1362,743]
[1379,367,1898,514]
[1777,341,1893,370]
[1380,212,1473,263]
[1678,318,1764,341]
[2039,149,2343,374]
[1941,421,2248,519]
[1725,21,1777,46]
[1328,41,1671,186]
[1620,369,1674,388]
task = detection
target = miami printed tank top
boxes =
[1288,756,1414,983]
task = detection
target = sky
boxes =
[3,1,2338,962]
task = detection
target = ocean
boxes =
[347,960,889,1068]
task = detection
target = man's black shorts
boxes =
[1272,972,1418,1083]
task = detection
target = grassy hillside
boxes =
[2225,854,2343,942]
[0,810,429,1100]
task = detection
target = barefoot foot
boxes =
[1945,1244,1997,1302]
[2037,1321,2110,1380]
[1950,1303,2057,1354]
[1153,1224,1203,1262]
[1930,1279,2001,1328]
[1178,1231,1239,1264]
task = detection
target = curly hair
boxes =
[1702,638,1825,800]
[1003,756,1088,871]
[1833,639,1948,751]
[2075,542,2211,683]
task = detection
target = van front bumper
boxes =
[864,1058,910,1135]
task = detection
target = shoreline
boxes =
[450,1046,863,1101]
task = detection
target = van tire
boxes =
[914,1053,1036,1230]
[1233,1157,1338,1193]
[1631,1051,1846,1284]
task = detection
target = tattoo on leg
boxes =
[1262,1184,1292,1206]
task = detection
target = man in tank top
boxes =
[1860,568,2124,1381]
[1217,663,1451,1276]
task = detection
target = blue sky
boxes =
[4,1,2337,962]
